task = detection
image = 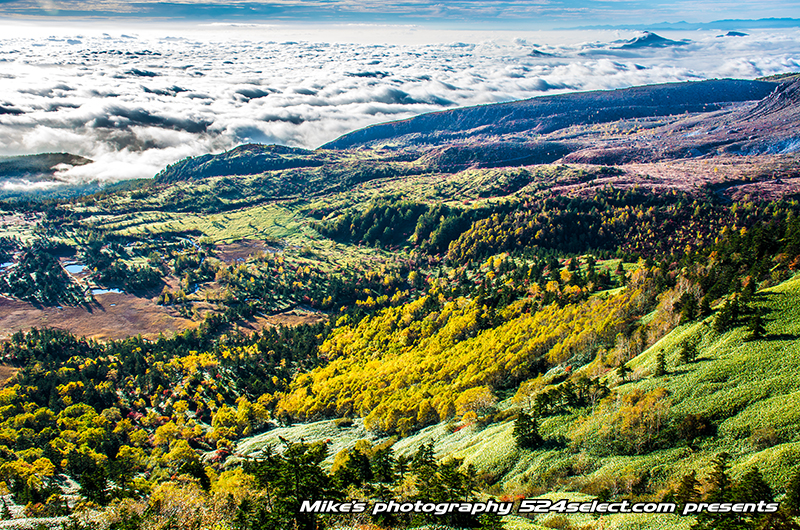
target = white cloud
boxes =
[0,24,798,184]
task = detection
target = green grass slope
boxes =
[225,273,800,529]
[326,274,799,529]
[624,274,800,485]
[442,274,800,528]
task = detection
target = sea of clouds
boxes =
[0,23,798,186]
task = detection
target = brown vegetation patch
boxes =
[243,307,328,331]
[725,176,800,202]
[0,212,39,227]
[0,364,19,387]
[215,240,279,263]
[0,292,207,341]
[547,154,800,199]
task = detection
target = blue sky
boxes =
[0,0,798,28]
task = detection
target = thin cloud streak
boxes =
[1,0,799,27]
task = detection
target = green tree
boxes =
[746,314,766,341]
[333,448,372,489]
[708,452,731,501]
[513,412,543,449]
[679,293,698,324]
[692,453,737,530]
[674,471,701,507]
[241,440,338,530]
[699,295,712,317]
[785,467,800,516]
[370,447,396,484]
[679,339,699,364]
[616,363,632,383]
[734,466,772,502]
[66,449,109,505]
[714,298,739,333]
[655,352,667,376]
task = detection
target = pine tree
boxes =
[655,352,667,376]
[617,363,632,383]
[615,260,627,286]
[692,453,734,530]
[708,452,731,501]
[742,277,756,302]
[334,448,372,489]
[513,412,543,449]
[786,467,800,516]
[714,297,740,333]
[370,448,396,484]
[734,467,772,504]
[680,293,698,324]
[242,440,338,530]
[675,471,701,507]
[410,442,438,491]
[679,339,699,364]
[699,295,712,317]
[746,313,766,341]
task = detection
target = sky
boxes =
[0,0,798,29]
[0,2,798,189]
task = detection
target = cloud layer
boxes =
[0,24,798,184]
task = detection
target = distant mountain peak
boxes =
[616,31,690,49]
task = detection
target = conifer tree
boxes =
[692,453,733,530]
[714,297,740,333]
[699,295,712,317]
[370,447,396,484]
[786,468,800,516]
[674,471,701,507]
[733,467,772,505]
[617,363,632,383]
[679,339,699,364]
[746,314,766,341]
[513,412,543,449]
[708,452,731,501]
[655,352,667,376]
[680,293,698,324]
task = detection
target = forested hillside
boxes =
[0,76,799,530]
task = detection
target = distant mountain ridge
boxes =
[566,17,800,30]
[152,77,799,185]
[322,79,776,150]
[0,152,93,182]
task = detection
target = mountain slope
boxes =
[154,144,326,183]
[258,272,800,529]
[322,79,777,149]
[150,78,798,188]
